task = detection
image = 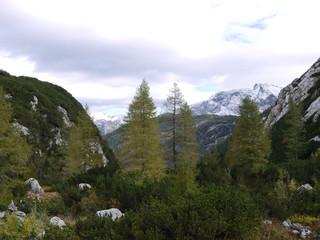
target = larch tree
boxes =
[0,87,30,185]
[225,97,271,181]
[63,105,104,178]
[120,79,164,178]
[175,102,199,193]
[282,97,306,161]
[162,82,185,167]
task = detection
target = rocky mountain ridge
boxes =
[191,83,282,116]
[266,58,320,161]
[266,58,320,129]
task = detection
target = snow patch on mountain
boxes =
[191,83,282,116]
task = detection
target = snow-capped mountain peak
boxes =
[94,113,124,136]
[191,83,282,116]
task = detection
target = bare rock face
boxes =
[96,208,123,221]
[25,178,45,194]
[266,58,320,128]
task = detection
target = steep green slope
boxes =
[0,70,116,183]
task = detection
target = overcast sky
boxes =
[0,0,319,119]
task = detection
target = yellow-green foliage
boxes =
[0,211,46,239]
[290,214,319,225]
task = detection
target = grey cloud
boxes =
[1,2,319,113]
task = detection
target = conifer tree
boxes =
[175,102,199,193]
[0,87,30,185]
[63,105,104,177]
[282,97,306,161]
[120,79,164,178]
[225,97,271,180]
[163,82,185,166]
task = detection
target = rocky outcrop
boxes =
[50,216,66,228]
[96,208,123,220]
[25,178,45,194]
[282,219,312,239]
[266,58,320,128]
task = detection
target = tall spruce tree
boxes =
[0,87,30,185]
[163,83,185,166]
[120,79,164,178]
[225,97,271,181]
[63,105,104,177]
[282,97,306,161]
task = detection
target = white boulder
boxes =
[282,219,291,228]
[96,208,123,221]
[0,211,5,218]
[298,184,313,191]
[78,183,92,191]
[50,216,66,228]
[25,178,44,194]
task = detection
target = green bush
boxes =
[76,185,259,240]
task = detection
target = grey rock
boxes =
[300,229,312,239]
[15,211,27,217]
[291,223,304,231]
[25,178,44,194]
[263,220,272,224]
[78,183,92,191]
[282,219,291,228]
[50,216,66,228]
[96,208,123,221]
[8,201,18,211]
[292,230,300,235]
[0,211,5,218]
[298,184,313,191]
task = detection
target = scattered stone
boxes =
[78,183,92,191]
[298,184,313,191]
[8,201,18,211]
[96,208,123,221]
[37,230,46,238]
[15,211,27,217]
[50,216,66,228]
[300,229,312,239]
[263,220,272,224]
[291,223,304,231]
[282,219,291,228]
[0,211,5,218]
[25,178,45,194]
[292,230,300,235]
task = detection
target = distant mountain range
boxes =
[95,114,124,135]
[191,83,282,116]
[95,83,282,136]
